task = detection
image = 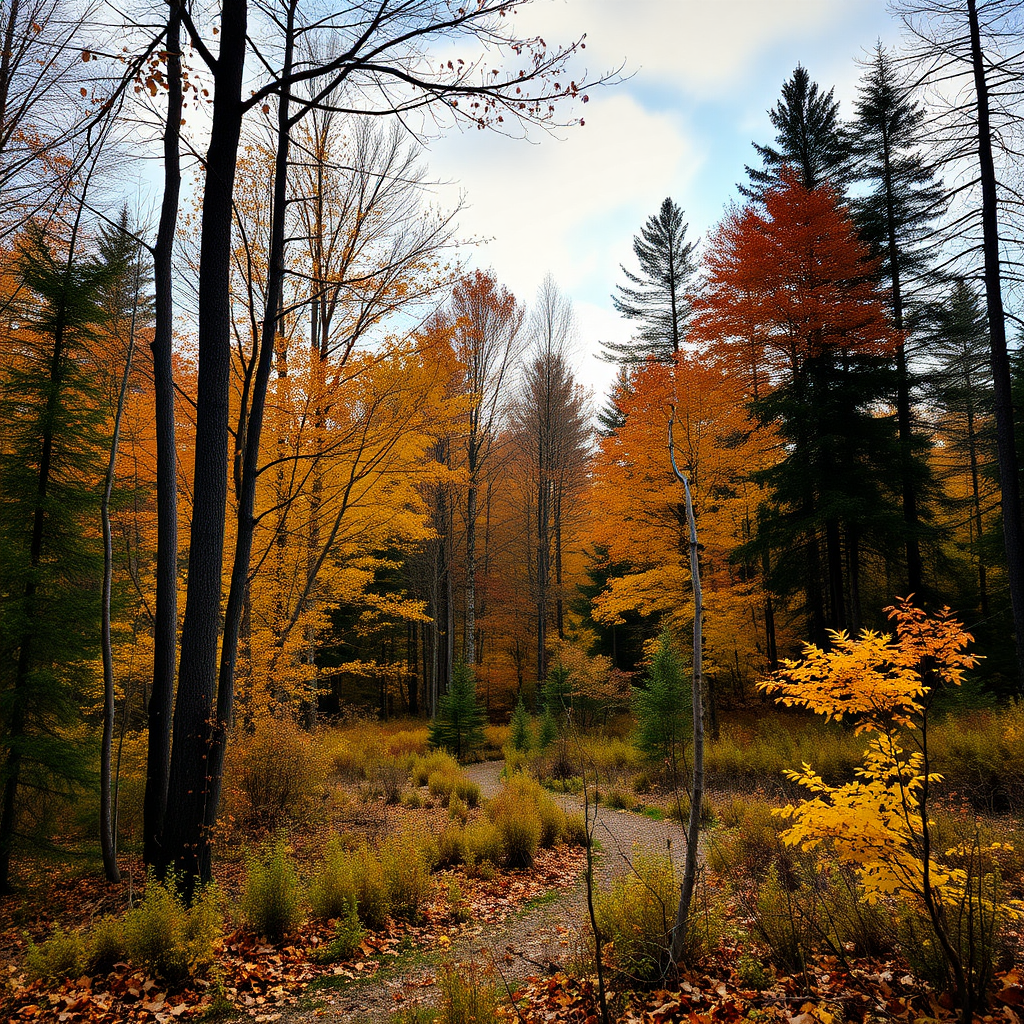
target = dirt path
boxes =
[285,762,690,1022]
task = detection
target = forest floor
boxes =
[284,759,690,1022]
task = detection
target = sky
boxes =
[423,0,908,403]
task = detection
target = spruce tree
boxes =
[742,64,851,199]
[0,224,111,891]
[428,662,485,761]
[851,45,947,598]
[632,632,690,777]
[509,696,532,752]
[602,197,697,364]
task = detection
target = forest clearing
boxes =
[3,0,1024,1021]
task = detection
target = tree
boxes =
[154,0,602,892]
[429,661,485,761]
[741,65,850,199]
[513,277,590,682]
[760,599,1022,1023]
[696,174,903,643]
[448,271,524,669]
[851,45,947,599]
[603,198,697,364]
[896,0,1024,689]
[632,631,690,779]
[0,223,110,892]
[924,281,997,619]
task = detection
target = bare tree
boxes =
[514,276,590,683]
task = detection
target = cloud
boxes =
[427,90,698,305]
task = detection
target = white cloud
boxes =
[428,90,697,304]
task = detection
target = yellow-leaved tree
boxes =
[759,598,1022,1021]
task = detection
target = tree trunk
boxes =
[143,0,181,868]
[100,253,141,884]
[968,0,1024,691]
[158,0,248,894]
[669,419,704,964]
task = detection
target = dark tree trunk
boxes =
[204,1,296,849]
[967,0,1024,690]
[158,0,248,894]
[143,0,181,868]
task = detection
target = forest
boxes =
[1,0,1024,1023]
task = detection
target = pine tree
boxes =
[0,223,111,891]
[742,65,850,199]
[428,662,485,761]
[632,632,691,775]
[509,695,532,752]
[602,198,697,364]
[851,45,947,598]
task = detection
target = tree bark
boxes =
[668,417,704,964]
[158,0,248,893]
[143,0,181,868]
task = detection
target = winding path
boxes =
[285,761,691,1022]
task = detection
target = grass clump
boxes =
[436,961,499,1024]
[311,900,364,964]
[488,777,543,868]
[595,849,676,984]
[380,833,430,922]
[465,820,503,867]
[123,879,222,982]
[564,812,589,848]
[241,842,303,941]
[24,924,87,982]
[309,838,358,920]
[411,749,460,788]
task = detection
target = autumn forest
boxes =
[2,1,1024,1023]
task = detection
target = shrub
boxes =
[564,813,589,848]
[454,777,480,808]
[229,716,325,826]
[509,696,532,752]
[428,770,456,804]
[403,789,424,809]
[367,754,408,804]
[502,744,530,777]
[436,961,498,1024]
[312,899,364,964]
[309,839,358,921]
[603,787,636,811]
[488,776,547,867]
[429,662,485,761]
[537,793,566,847]
[465,820,503,866]
[708,795,786,876]
[88,915,126,973]
[24,924,87,982]
[123,879,221,982]
[355,845,391,929]
[752,862,808,972]
[241,842,304,941]
[436,825,468,868]
[380,834,430,923]
[448,793,469,824]
[412,750,460,787]
[385,728,429,758]
[595,850,676,983]
[447,878,470,923]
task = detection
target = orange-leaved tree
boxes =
[759,598,1022,1020]
[693,173,904,645]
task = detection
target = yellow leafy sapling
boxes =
[759,599,1022,1019]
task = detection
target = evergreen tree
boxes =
[0,223,111,891]
[602,197,697,364]
[742,65,850,199]
[509,695,532,752]
[632,632,691,777]
[851,45,947,598]
[428,661,485,761]
[924,281,997,620]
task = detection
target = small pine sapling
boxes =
[509,696,532,752]
[429,661,485,761]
